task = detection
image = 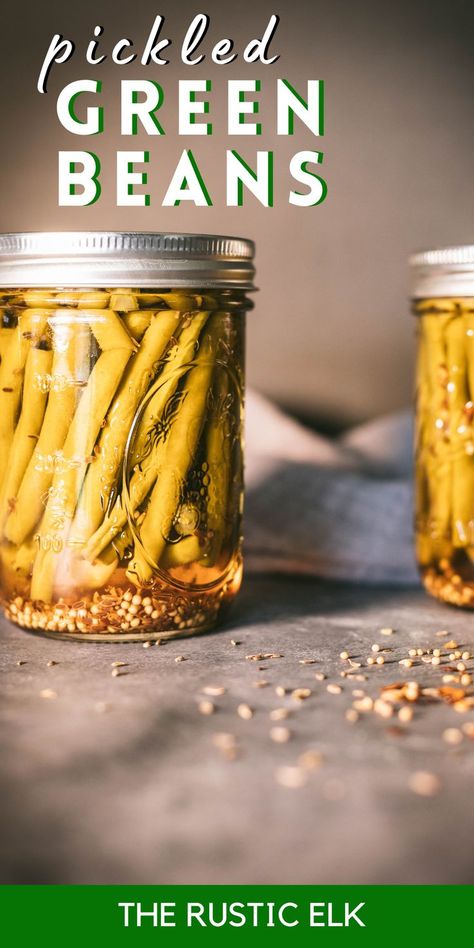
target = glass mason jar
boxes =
[0,232,255,640]
[412,245,474,607]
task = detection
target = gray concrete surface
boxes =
[1,575,474,884]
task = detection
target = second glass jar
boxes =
[413,245,474,606]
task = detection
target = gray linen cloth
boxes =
[244,389,418,585]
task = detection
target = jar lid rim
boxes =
[0,231,255,258]
[0,231,256,289]
[410,244,474,267]
[410,244,474,298]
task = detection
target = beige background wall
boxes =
[1,0,473,426]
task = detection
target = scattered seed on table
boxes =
[111,661,127,668]
[111,668,127,677]
[299,659,316,665]
[237,703,254,720]
[230,639,240,646]
[16,660,27,666]
[314,672,326,681]
[398,706,413,723]
[443,727,463,745]
[422,687,439,698]
[374,699,393,718]
[462,722,474,738]
[405,682,420,701]
[212,732,235,749]
[453,699,474,713]
[40,689,57,699]
[270,708,290,721]
[275,685,287,697]
[353,697,373,712]
[327,683,342,695]
[46,660,58,667]
[246,653,283,662]
[292,687,312,701]
[461,674,472,686]
[94,701,111,713]
[270,725,291,743]
[346,709,359,723]
[175,655,186,663]
[462,651,470,661]
[198,700,215,716]
[367,657,376,666]
[409,771,440,797]
[376,656,385,665]
[143,641,153,649]
[253,680,268,688]
[212,732,238,760]
[408,649,417,657]
[202,685,226,697]
[340,651,349,660]
[298,749,324,769]
[380,628,394,636]
[371,643,380,653]
[399,659,413,668]
[275,766,307,789]
[348,660,362,668]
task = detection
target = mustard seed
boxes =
[198,700,215,716]
[274,766,307,789]
[269,708,290,721]
[237,703,254,720]
[409,771,440,797]
[270,726,291,743]
[346,709,359,723]
[443,728,463,745]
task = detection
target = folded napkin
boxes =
[244,390,418,585]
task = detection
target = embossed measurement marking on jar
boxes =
[34,533,64,553]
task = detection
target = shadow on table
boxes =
[222,573,423,632]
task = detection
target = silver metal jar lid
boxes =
[0,231,256,289]
[410,244,474,299]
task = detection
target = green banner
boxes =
[1,885,473,945]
